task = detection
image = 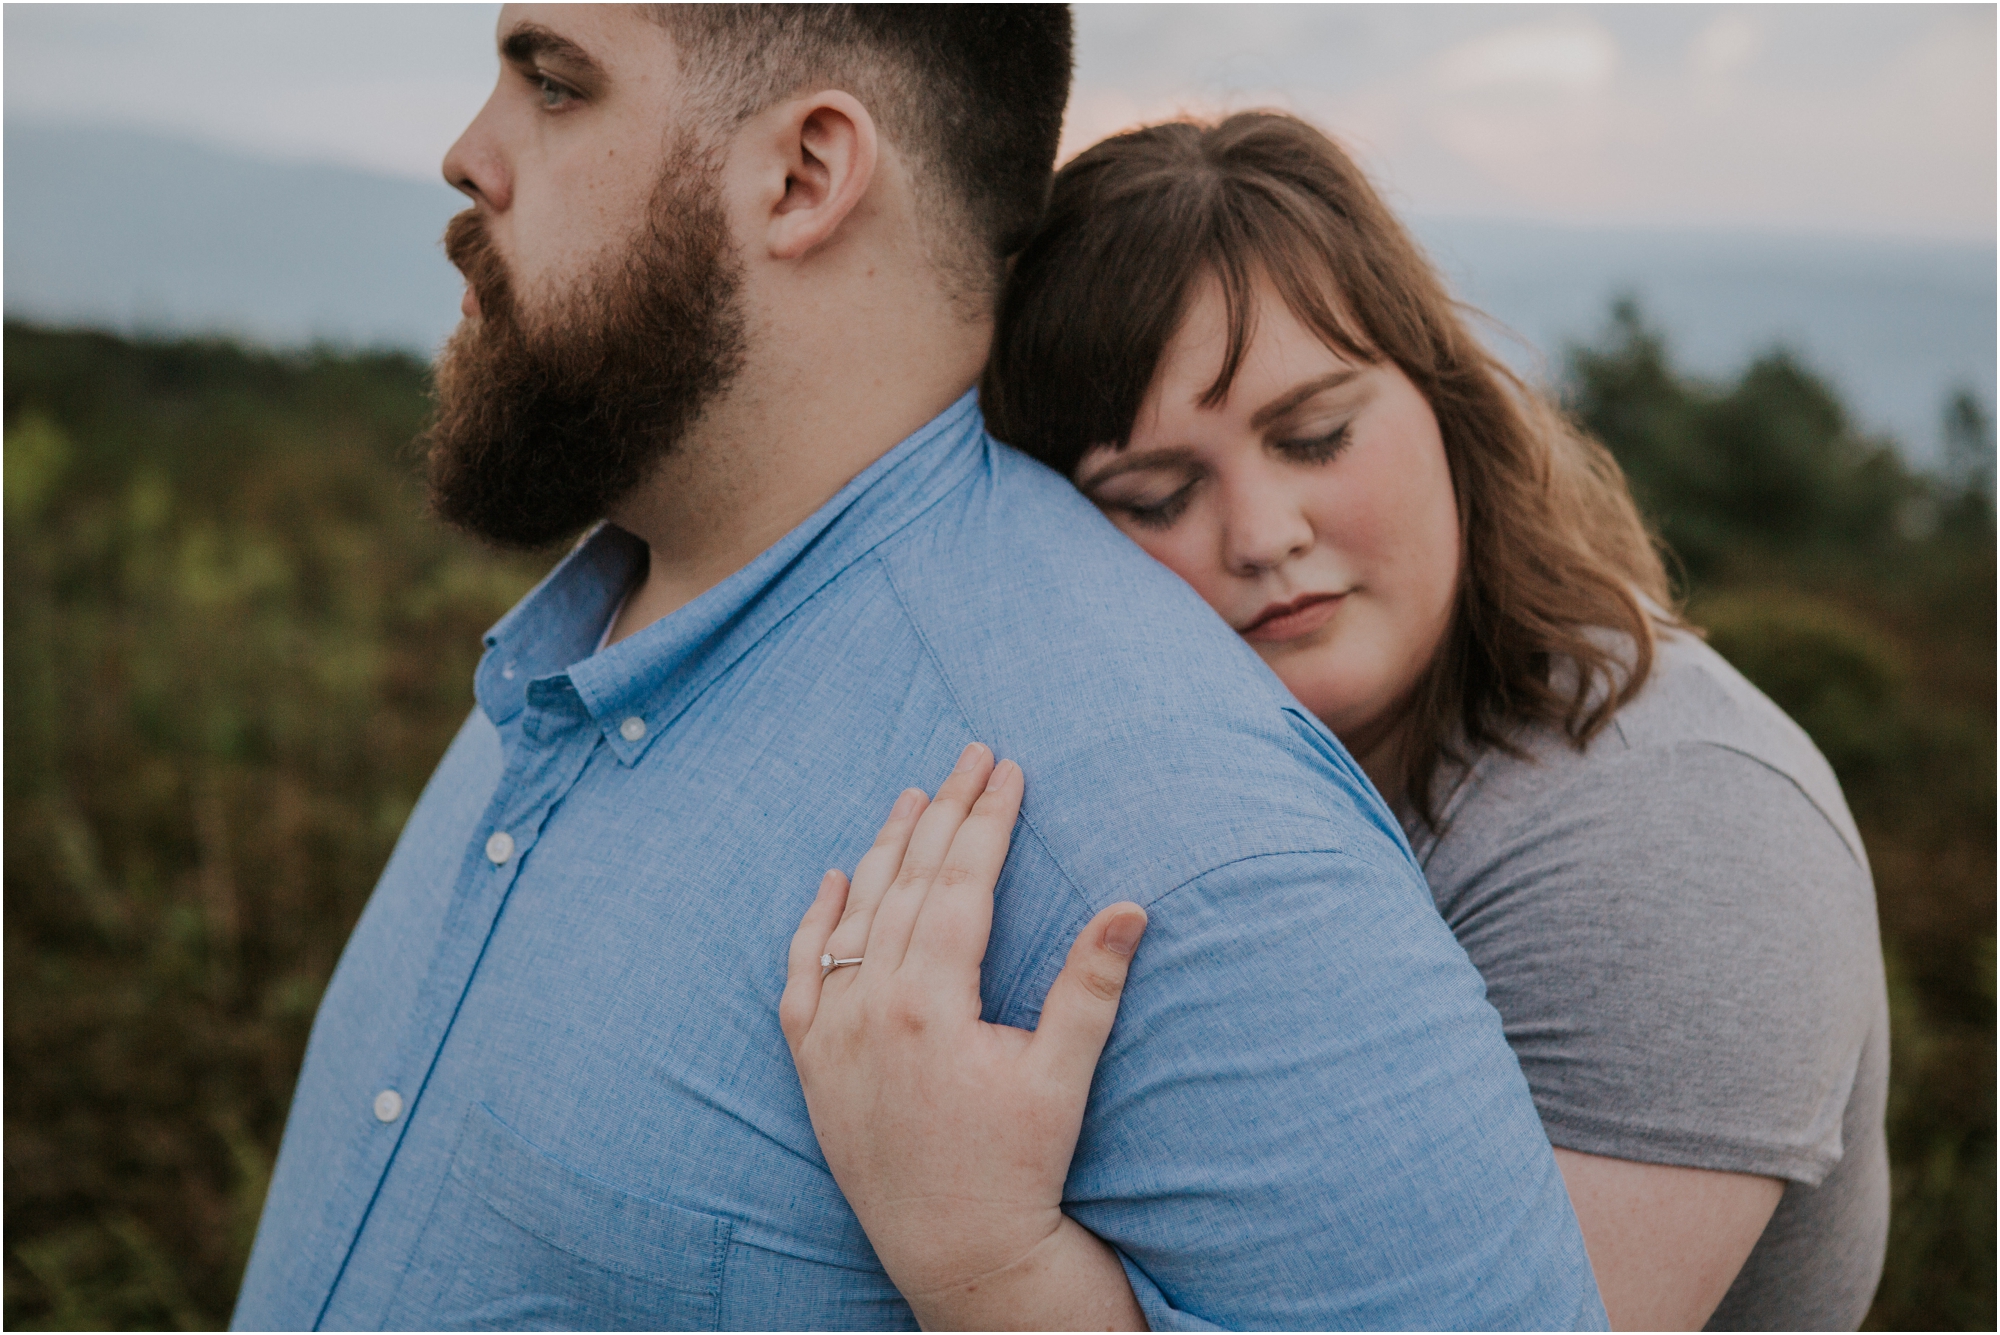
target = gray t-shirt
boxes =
[1401,628,1889,1331]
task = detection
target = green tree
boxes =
[1567,298,1920,580]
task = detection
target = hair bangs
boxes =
[1196,184,1381,412]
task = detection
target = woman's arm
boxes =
[779,744,1149,1330]
[782,746,1781,1331]
[1553,1149,1782,1331]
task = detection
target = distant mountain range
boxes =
[7,122,1993,465]
[6,122,462,351]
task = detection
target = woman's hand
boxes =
[780,743,1151,1331]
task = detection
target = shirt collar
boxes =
[476,389,986,764]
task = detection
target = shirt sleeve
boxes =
[1440,740,1881,1185]
[1055,847,1608,1331]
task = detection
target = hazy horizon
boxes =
[6,4,1993,244]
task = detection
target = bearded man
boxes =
[233,7,1602,1330]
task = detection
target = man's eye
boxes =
[1275,422,1353,464]
[535,75,576,110]
[1118,482,1197,530]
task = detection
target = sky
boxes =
[5,2,1994,243]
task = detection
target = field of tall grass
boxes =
[3,313,1992,1329]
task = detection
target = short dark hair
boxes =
[652,4,1073,280]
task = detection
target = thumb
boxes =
[1031,902,1148,1090]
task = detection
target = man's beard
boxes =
[425,150,746,549]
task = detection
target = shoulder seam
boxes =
[1679,739,1868,871]
[870,551,1102,1018]
[1139,844,1412,916]
[1453,734,1867,876]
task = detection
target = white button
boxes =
[373,1089,403,1123]
[485,831,515,864]
[501,664,516,680]
[619,716,647,742]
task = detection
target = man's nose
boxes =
[1222,469,1315,576]
[441,93,512,212]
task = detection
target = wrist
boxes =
[906,1215,1146,1332]
[892,1212,1064,1329]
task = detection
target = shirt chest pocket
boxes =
[384,1103,731,1331]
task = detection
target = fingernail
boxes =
[819,869,842,897]
[1103,913,1147,957]
[985,759,1015,791]
[891,789,920,819]
[954,742,987,772]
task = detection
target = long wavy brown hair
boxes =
[983,112,1676,826]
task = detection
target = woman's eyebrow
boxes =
[1249,370,1361,430]
[1078,447,1198,490]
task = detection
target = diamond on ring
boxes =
[820,954,863,973]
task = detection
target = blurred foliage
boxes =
[1571,300,1995,1331]
[3,306,1993,1329]
[3,323,552,1329]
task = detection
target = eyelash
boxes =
[532,73,578,111]
[1275,422,1353,464]
[1118,481,1199,530]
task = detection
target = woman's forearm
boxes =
[905,1215,1147,1332]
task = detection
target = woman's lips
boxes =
[1240,591,1347,643]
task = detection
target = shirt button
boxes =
[373,1089,403,1123]
[485,831,515,864]
[619,716,647,742]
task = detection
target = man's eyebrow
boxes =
[500,21,604,78]
[1077,447,1199,490]
[1248,370,1361,431]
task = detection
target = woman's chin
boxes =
[1278,678,1386,749]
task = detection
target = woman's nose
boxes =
[1221,470,1315,576]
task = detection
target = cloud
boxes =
[1429,20,1620,96]
[1063,3,1993,242]
[1689,13,1761,82]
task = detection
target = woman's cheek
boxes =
[1134,529,1229,611]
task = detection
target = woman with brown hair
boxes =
[780,113,1887,1331]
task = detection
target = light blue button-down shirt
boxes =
[233,393,1605,1331]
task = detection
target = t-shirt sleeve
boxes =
[1051,847,1607,1331]
[1439,740,1880,1185]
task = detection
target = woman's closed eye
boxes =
[1110,478,1200,529]
[1272,421,1354,465]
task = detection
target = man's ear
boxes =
[761,91,878,261]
